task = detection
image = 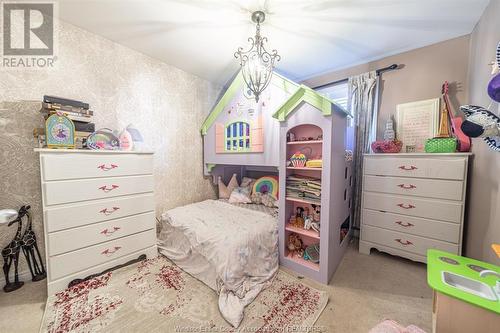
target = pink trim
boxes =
[98,185,119,193]
[97,164,118,171]
[215,123,224,153]
[99,207,120,215]
[101,246,121,255]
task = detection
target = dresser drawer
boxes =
[361,225,459,257]
[364,156,466,180]
[41,153,153,181]
[49,229,156,280]
[363,192,462,223]
[44,193,154,232]
[362,209,460,243]
[363,175,464,201]
[43,175,154,205]
[48,212,155,255]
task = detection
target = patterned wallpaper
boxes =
[0,21,220,277]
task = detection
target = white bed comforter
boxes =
[158,200,278,327]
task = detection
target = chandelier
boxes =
[234,11,281,103]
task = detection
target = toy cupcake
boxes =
[290,151,307,167]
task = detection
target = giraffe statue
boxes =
[20,205,46,281]
[2,206,25,292]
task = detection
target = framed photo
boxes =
[396,98,440,152]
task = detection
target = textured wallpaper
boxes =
[0,20,220,278]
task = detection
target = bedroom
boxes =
[0,0,499,332]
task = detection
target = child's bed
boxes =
[157,199,278,327]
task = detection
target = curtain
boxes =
[348,71,379,229]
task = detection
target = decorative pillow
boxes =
[251,192,263,204]
[251,192,277,207]
[261,193,277,207]
[218,173,239,199]
[240,177,256,193]
[228,186,252,204]
[252,176,279,199]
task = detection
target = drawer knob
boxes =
[395,221,414,228]
[98,185,119,193]
[100,226,121,236]
[398,165,417,171]
[397,184,416,189]
[101,246,121,255]
[395,239,413,246]
[397,203,415,209]
[97,164,118,171]
[99,207,120,215]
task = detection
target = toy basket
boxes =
[424,137,457,153]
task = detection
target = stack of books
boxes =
[37,96,95,148]
[286,175,322,204]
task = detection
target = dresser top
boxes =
[34,148,154,155]
[364,153,473,157]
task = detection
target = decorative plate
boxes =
[87,129,120,150]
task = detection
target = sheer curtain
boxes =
[348,71,379,229]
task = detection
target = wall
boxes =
[303,35,471,139]
[0,20,220,277]
[465,0,500,265]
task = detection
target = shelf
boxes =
[286,252,320,271]
[285,224,320,240]
[287,140,323,145]
[285,197,321,206]
[287,167,322,171]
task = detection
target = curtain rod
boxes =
[311,64,399,90]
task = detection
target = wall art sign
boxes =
[396,98,439,152]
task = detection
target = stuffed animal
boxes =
[287,233,304,258]
[460,105,500,151]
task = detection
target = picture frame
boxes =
[396,98,440,152]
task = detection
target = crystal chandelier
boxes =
[234,11,281,103]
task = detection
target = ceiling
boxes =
[59,0,489,86]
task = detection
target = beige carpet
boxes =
[40,256,328,332]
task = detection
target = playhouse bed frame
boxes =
[201,71,353,283]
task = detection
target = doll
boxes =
[287,233,304,258]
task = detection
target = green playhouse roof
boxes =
[200,71,350,135]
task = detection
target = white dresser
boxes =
[359,153,471,263]
[36,149,157,294]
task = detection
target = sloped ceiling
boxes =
[59,0,489,85]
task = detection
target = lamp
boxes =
[234,11,280,102]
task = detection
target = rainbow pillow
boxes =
[252,176,279,200]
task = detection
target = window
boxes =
[316,82,348,110]
[315,81,352,126]
[225,121,251,151]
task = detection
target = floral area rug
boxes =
[40,256,328,333]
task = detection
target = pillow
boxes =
[251,192,277,207]
[252,176,279,199]
[228,186,252,204]
[240,177,256,191]
[218,173,239,199]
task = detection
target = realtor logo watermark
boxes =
[1,1,58,69]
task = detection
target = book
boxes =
[42,102,94,116]
[43,95,89,110]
